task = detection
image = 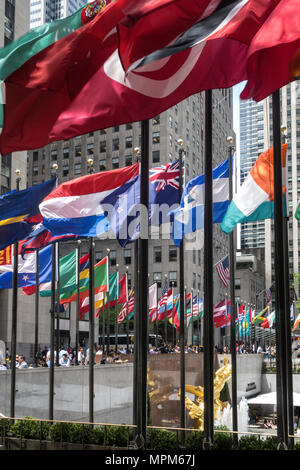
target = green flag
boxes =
[40,249,76,297]
[295,200,300,222]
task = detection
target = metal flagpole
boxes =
[197,289,200,352]
[126,266,129,354]
[115,264,119,352]
[203,89,214,450]
[10,169,21,419]
[106,248,111,355]
[227,136,238,445]
[56,243,60,366]
[178,138,186,445]
[191,287,194,348]
[272,90,289,449]
[164,275,168,344]
[135,119,149,448]
[49,242,56,420]
[75,240,81,366]
[88,237,95,423]
[34,248,40,367]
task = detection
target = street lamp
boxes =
[87,158,94,174]
[15,169,21,191]
[134,147,141,162]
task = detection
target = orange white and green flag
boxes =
[221,144,288,234]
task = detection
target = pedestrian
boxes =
[59,353,71,367]
[77,347,85,365]
[16,355,28,369]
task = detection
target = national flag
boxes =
[169,294,180,333]
[117,288,135,324]
[21,223,82,253]
[0,178,56,250]
[60,256,109,305]
[0,245,52,289]
[241,0,300,102]
[172,158,229,246]
[118,273,128,304]
[39,164,139,238]
[221,144,288,234]
[0,1,289,154]
[154,281,168,322]
[251,306,269,325]
[292,313,300,333]
[94,272,119,313]
[261,310,276,329]
[216,256,230,287]
[266,284,274,303]
[104,160,181,247]
[0,246,12,266]
[197,297,204,319]
[238,305,245,323]
[213,299,230,328]
[149,283,158,321]
[295,200,300,222]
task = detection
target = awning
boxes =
[247,392,300,407]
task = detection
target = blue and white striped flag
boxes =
[172,158,230,246]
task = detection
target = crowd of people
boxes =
[0,341,276,370]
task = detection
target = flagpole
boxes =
[106,248,111,355]
[135,119,149,448]
[49,242,56,420]
[197,289,200,352]
[75,240,81,366]
[87,158,95,424]
[164,275,168,344]
[172,282,175,346]
[191,288,194,348]
[115,264,119,353]
[177,138,186,443]
[55,242,60,366]
[34,248,40,367]
[203,90,214,450]
[126,265,129,354]
[227,136,238,445]
[281,125,294,446]
[10,169,21,419]
[272,89,289,449]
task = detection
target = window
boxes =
[109,250,117,266]
[153,246,162,263]
[125,136,133,148]
[198,274,201,291]
[75,146,81,157]
[125,155,132,166]
[152,132,160,144]
[235,279,241,290]
[100,141,106,153]
[113,126,119,132]
[112,138,119,151]
[74,163,81,175]
[63,147,69,159]
[100,129,107,135]
[152,116,160,125]
[51,149,57,161]
[153,272,162,288]
[33,151,39,162]
[124,249,131,265]
[126,123,132,130]
[193,273,196,290]
[112,157,119,169]
[87,143,94,155]
[63,164,69,177]
[128,273,132,289]
[169,246,177,262]
[95,251,103,262]
[169,134,173,147]
[32,166,38,176]
[169,271,177,287]
[152,150,160,163]
[99,159,106,171]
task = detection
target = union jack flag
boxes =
[149,160,181,192]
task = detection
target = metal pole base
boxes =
[134,433,146,450]
[202,437,214,450]
[277,441,288,451]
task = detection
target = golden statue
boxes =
[183,356,232,430]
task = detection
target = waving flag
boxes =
[216,256,230,287]
[213,299,230,328]
[118,273,128,304]
[0,245,52,289]
[0,246,12,266]
[0,178,56,250]
[149,283,158,321]
[40,164,139,238]
[261,310,276,329]
[292,313,300,333]
[221,144,288,234]
[172,158,229,246]
[118,288,135,324]
[21,223,82,253]
[266,284,274,303]
[157,283,173,322]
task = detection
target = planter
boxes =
[2,437,132,451]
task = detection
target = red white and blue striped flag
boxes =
[216,255,230,287]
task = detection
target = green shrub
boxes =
[105,425,132,448]
[184,430,203,450]
[238,435,263,450]
[67,423,93,444]
[10,417,50,440]
[89,426,105,445]
[1,419,11,436]
[214,431,232,450]
[147,429,178,450]
[49,422,73,442]
[261,436,279,450]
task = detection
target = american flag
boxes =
[266,284,274,303]
[117,288,134,324]
[216,255,230,287]
[192,295,198,316]
[149,160,181,191]
[157,281,169,321]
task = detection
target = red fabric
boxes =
[118,273,127,304]
[241,0,300,101]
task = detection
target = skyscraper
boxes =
[30,0,87,28]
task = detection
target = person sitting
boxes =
[16,355,28,369]
[59,353,71,367]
